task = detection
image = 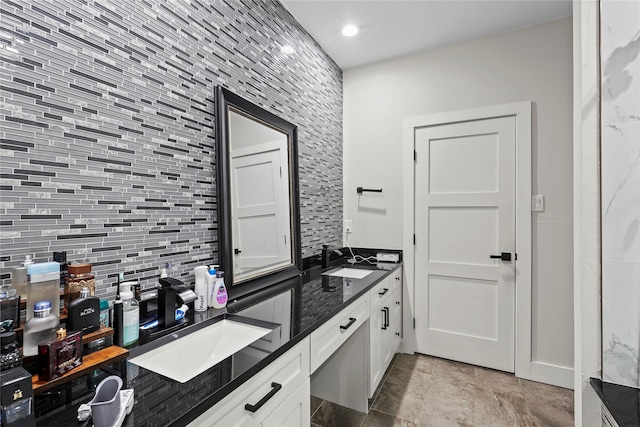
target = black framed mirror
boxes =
[215,86,301,299]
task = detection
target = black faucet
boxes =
[321,244,343,269]
[158,277,197,329]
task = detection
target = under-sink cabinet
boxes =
[369,269,402,397]
[189,336,310,427]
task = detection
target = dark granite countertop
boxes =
[36,262,401,426]
[591,377,640,427]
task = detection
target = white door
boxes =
[414,116,516,372]
[231,141,291,280]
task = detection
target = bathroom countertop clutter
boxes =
[38,262,402,427]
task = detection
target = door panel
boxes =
[429,133,498,193]
[231,141,291,279]
[428,207,498,265]
[415,116,515,373]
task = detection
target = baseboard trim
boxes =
[529,361,574,389]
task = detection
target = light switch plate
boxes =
[532,195,545,212]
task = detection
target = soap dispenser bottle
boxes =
[119,282,139,347]
[207,265,217,308]
[211,271,227,309]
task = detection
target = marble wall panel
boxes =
[601,0,640,389]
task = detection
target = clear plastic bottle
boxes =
[119,283,139,347]
[165,261,174,278]
[23,301,59,356]
[26,262,60,322]
[11,254,32,299]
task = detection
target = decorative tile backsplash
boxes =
[600,0,640,388]
[0,0,343,295]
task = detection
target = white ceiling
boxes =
[281,0,573,70]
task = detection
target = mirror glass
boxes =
[216,86,301,298]
[228,109,292,282]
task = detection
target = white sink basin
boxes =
[322,267,373,280]
[129,319,274,383]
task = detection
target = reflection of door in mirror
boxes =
[229,110,292,283]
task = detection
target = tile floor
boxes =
[311,353,574,427]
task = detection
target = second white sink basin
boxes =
[322,267,373,280]
[129,318,275,383]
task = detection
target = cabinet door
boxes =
[189,337,309,427]
[391,286,402,352]
[262,378,310,427]
[368,302,388,398]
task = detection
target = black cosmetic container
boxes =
[67,287,100,335]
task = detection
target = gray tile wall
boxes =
[0,0,343,295]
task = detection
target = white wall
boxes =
[344,18,574,381]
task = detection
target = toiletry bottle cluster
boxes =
[193,265,227,311]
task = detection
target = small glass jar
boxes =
[65,263,95,296]
[0,331,22,371]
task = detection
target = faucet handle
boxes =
[159,277,185,288]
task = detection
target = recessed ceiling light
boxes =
[341,24,358,37]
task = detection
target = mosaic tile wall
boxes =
[0,0,343,295]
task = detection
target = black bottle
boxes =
[67,287,100,335]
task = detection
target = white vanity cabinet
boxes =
[368,269,402,397]
[188,337,310,427]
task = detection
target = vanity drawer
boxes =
[369,274,395,312]
[189,336,310,427]
[310,294,369,373]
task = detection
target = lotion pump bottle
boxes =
[212,271,227,309]
[193,266,208,312]
[207,265,218,308]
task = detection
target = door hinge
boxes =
[515,253,518,261]
[414,150,417,162]
[413,234,416,245]
[413,318,416,329]
[280,166,282,178]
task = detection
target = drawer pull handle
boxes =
[340,317,357,331]
[245,382,282,413]
[382,307,389,330]
[378,288,389,296]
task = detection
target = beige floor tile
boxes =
[474,367,524,399]
[314,355,574,427]
[311,400,366,427]
[361,409,420,427]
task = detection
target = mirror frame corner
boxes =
[215,86,302,299]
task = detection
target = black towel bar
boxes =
[357,187,382,195]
